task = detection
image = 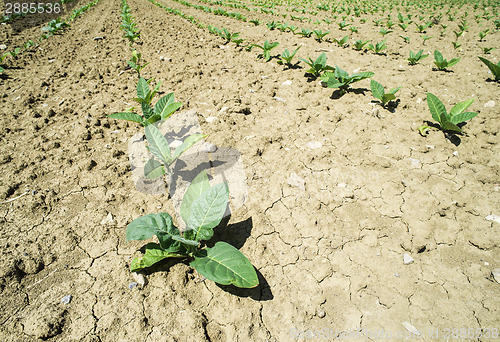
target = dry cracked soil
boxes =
[0,0,499,341]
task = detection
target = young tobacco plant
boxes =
[478,56,500,81]
[320,66,374,93]
[419,93,479,135]
[433,50,460,71]
[333,35,349,47]
[127,50,150,78]
[253,40,279,61]
[299,52,334,78]
[126,170,259,288]
[142,123,205,182]
[407,49,428,65]
[313,29,330,42]
[353,39,370,51]
[277,47,300,67]
[370,80,401,106]
[368,40,387,54]
[108,77,182,126]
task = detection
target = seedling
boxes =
[368,40,387,54]
[313,29,330,42]
[481,47,495,54]
[142,124,205,183]
[421,35,433,45]
[433,50,460,71]
[108,77,182,126]
[333,35,349,47]
[289,25,298,33]
[370,80,401,106]
[42,18,70,35]
[379,28,393,36]
[478,29,489,41]
[398,23,409,31]
[320,66,374,94]
[349,25,358,33]
[126,170,259,288]
[338,20,349,30]
[249,19,260,25]
[407,49,428,65]
[452,41,461,50]
[127,50,150,78]
[415,22,428,33]
[219,28,240,45]
[297,28,312,37]
[353,39,370,51]
[253,40,279,62]
[299,52,334,78]
[266,20,278,30]
[478,56,500,81]
[419,93,478,134]
[399,35,410,44]
[277,47,300,67]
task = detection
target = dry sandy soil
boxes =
[0,0,499,340]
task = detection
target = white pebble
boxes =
[203,142,217,153]
[337,183,347,188]
[274,96,286,103]
[128,281,138,290]
[205,116,218,123]
[100,212,114,225]
[305,141,322,149]
[485,214,500,224]
[0,44,6,50]
[416,98,423,104]
[288,172,305,190]
[60,295,72,304]
[317,308,326,318]
[492,268,500,283]
[403,253,414,264]
[484,100,495,108]
[408,158,420,166]
[402,322,421,336]
[282,80,292,86]
[132,272,147,288]
[452,151,458,156]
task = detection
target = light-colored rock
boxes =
[60,295,72,304]
[484,100,495,108]
[100,213,114,225]
[128,281,138,290]
[402,322,421,336]
[282,80,292,86]
[288,172,305,190]
[203,142,217,153]
[408,158,420,166]
[492,268,500,283]
[274,96,286,103]
[317,308,326,318]
[205,116,218,123]
[403,253,414,264]
[132,272,147,288]
[416,98,423,104]
[485,214,500,224]
[452,151,458,156]
[305,141,322,149]
[0,44,6,50]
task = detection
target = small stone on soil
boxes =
[203,142,217,153]
[282,80,292,86]
[484,100,495,108]
[492,269,500,283]
[485,214,500,224]
[100,213,114,225]
[317,309,326,318]
[305,141,322,149]
[403,253,414,265]
[60,295,72,304]
[402,322,420,336]
[128,281,138,290]
[205,116,218,123]
[288,172,305,190]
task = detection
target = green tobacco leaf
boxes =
[449,99,473,117]
[137,77,150,100]
[478,56,500,80]
[187,183,229,241]
[107,112,144,124]
[145,124,171,164]
[130,243,186,272]
[141,103,153,119]
[381,93,396,104]
[370,80,385,100]
[427,93,446,123]
[144,159,165,179]
[172,134,206,161]
[154,93,182,120]
[126,213,183,252]
[190,241,259,288]
[350,71,374,82]
[441,120,462,132]
[450,111,478,125]
[315,52,327,66]
[447,57,460,67]
[434,50,443,63]
[388,86,402,95]
[181,170,210,225]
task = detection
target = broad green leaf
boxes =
[447,57,460,67]
[334,66,349,81]
[130,243,186,272]
[434,50,443,63]
[126,213,183,252]
[427,93,446,123]
[190,242,259,288]
[388,86,402,95]
[450,111,478,125]
[181,170,210,225]
[478,56,500,80]
[107,112,144,124]
[441,120,462,132]
[187,183,229,241]
[141,103,153,119]
[144,159,165,179]
[315,52,327,67]
[172,134,206,161]
[450,99,473,117]
[155,93,182,119]
[137,77,150,100]
[434,61,446,69]
[145,124,171,164]
[370,79,385,100]
[350,71,374,81]
[381,93,396,104]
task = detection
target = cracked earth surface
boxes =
[0,0,499,340]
